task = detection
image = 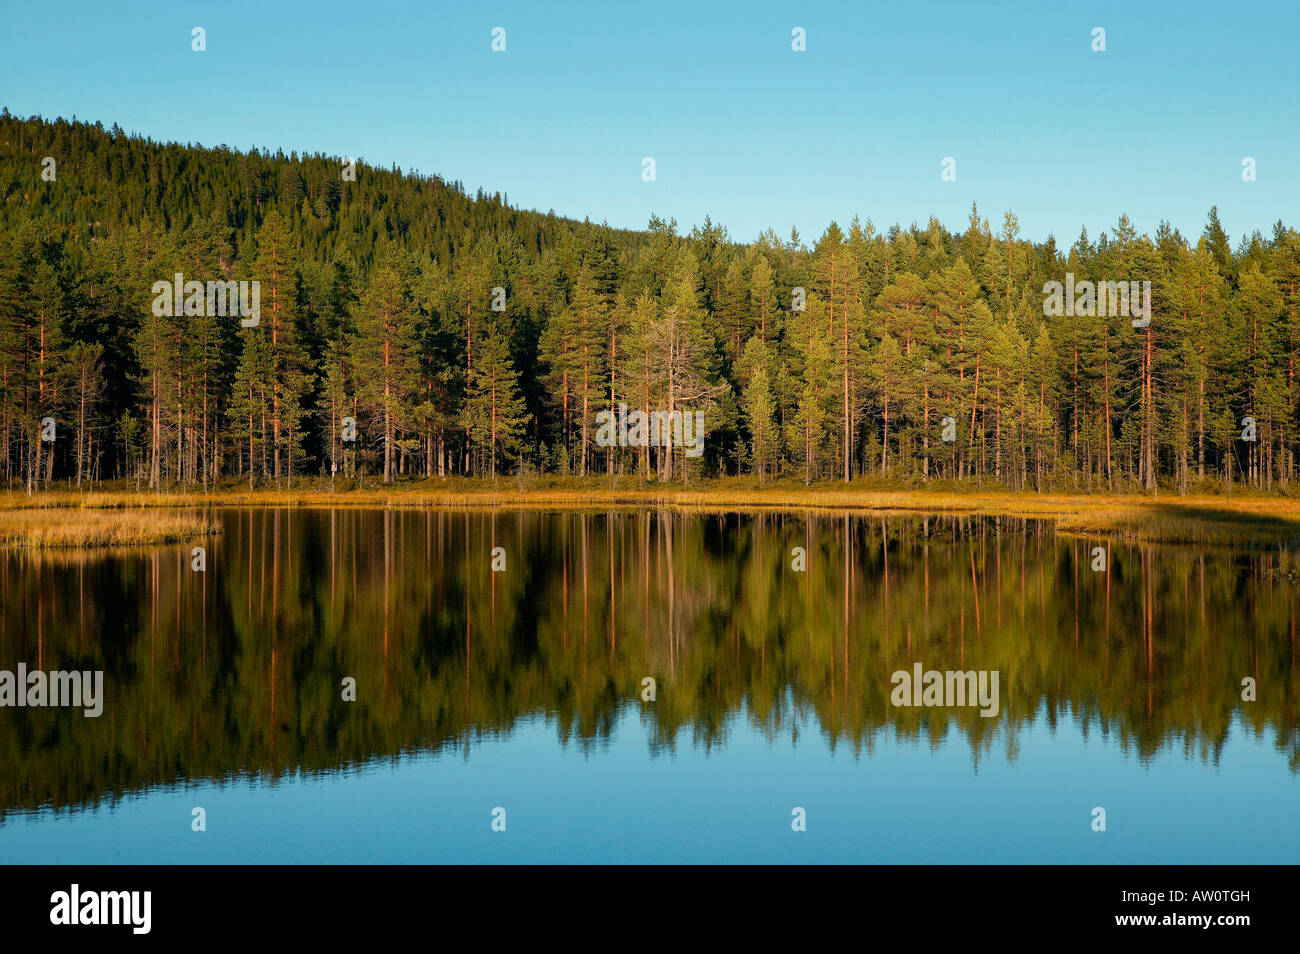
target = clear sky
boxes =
[2,0,1296,246]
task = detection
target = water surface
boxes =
[0,508,1296,863]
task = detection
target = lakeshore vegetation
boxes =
[3,111,1300,498]
[0,506,216,548]
[0,478,1299,548]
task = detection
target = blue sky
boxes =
[2,0,1296,245]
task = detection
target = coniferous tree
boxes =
[463,320,527,477]
[355,258,420,483]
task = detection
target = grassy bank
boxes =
[0,508,218,549]
[2,478,1299,547]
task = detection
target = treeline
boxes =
[3,111,1299,492]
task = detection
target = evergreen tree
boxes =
[463,321,527,477]
[354,258,420,483]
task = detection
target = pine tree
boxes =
[65,341,104,488]
[354,258,421,483]
[738,337,778,480]
[463,321,527,477]
[645,253,728,481]
[252,211,312,484]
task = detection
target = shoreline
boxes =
[2,480,1300,547]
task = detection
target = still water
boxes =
[0,508,1296,863]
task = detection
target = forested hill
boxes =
[0,110,649,265]
[2,109,1298,493]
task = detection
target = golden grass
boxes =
[2,479,1299,546]
[0,508,218,549]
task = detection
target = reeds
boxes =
[2,479,1299,546]
[0,508,218,549]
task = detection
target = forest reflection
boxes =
[1,507,1297,817]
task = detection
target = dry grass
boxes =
[2,479,1300,546]
[1050,507,1300,546]
[0,508,218,549]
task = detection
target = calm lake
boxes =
[0,508,1296,863]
